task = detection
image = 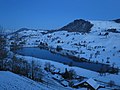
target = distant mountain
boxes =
[15,28,39,33]
[14,19,93,34]
[59,19,93,33]
[113,19,120,23]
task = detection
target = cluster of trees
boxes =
[62,68,77,80]
[44,62,58,74]
[31,60,43,81]
[0,27,43,82]
[3,55,44,82]
[39,42,48,46]
[56,45,63,51]
[0,26,8,70]
[44,62,77,80]
[11,56,30,76]
[38,42,48,49]
[10,33,25,52]
[99,64,119,76]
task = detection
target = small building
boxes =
[52,74,63,81]
[73,78,100,90]
[61,80,69,87]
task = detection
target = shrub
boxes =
[62,68,77,79]
[56,45,63,51]
[108,80,115,87]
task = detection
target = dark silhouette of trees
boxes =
[104,32,109,38]
[31,60,35,80]
[10,33,24,52]
[11,55,30,76]
[108,80,115,87]
[62,68,69,79]
[62,68,77,79]
[0,26,8,70]
[10,56,43,82]
[56,45,63,51]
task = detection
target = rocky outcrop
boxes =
[59,19,93,33]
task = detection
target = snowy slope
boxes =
[10,20,120,67]
[8,20,120,67]
[0,71,73,90]
[6,19,120,90]
[17,55,120,88]
[0,71,49,90]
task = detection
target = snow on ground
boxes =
[10,20,120,67]
[0,71,73,90]
[17,55,120,86]
[7,20,120,89]
[90,20,120,31]
[0,71,48,90]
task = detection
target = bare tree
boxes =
[31,60,35,80]
[31,60,43,81]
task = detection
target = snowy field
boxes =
[17,55,120,87]
[0,71,49,90]
[0,71,73,90]
[9,20,120,68]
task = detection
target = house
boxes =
[73,78,101,90]
[61,80,69,87]
[52,74,63,81]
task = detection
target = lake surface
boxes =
[16,47,110,72]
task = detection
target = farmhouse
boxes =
[73,78,101,90]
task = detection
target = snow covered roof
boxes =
[86,78,100,89]
[61,80,69,86]
[73,78,100,89]
[73,79,87,86]
[52,74,63,80]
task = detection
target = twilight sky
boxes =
[0,0,120,30]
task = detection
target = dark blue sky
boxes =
[0,0,120,30]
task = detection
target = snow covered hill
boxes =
[15,55,120,89]
[0,71,49,90]
[0,71,72,90]
[5,19,120,90]
[8,19,120,67]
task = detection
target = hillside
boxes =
[59,19,93,33]
[0,71,49,90]
[0,71,72,90]
[5,19,120,90]
[8,19,120,67]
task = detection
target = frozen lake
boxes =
[16,47,110,72]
